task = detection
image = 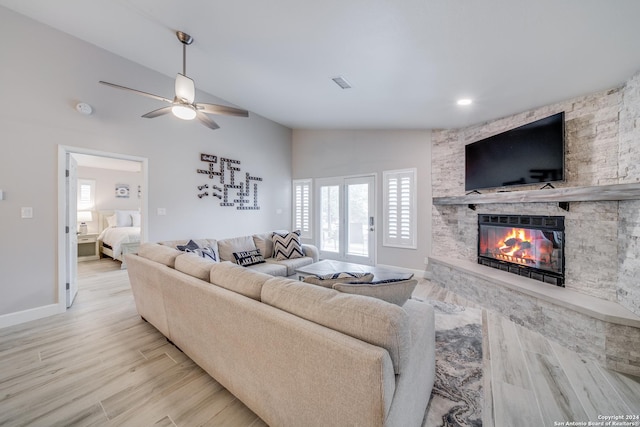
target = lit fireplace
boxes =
[477,215,564,286]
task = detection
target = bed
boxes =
[98,210,141,268]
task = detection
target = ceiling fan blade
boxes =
[196,103,249,117]
[142,106,173,118]
[99,81,173,104]
[196,112,220,130]
[175,73,195,103]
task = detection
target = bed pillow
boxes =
[272,230,304,260]
[131,212,141,227]
[106,215,117,228]
[115,210,136,227]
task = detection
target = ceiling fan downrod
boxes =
[176,31,193,76]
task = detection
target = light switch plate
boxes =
[21,207,33,218]
[0,189,3,200]
[157,208,166,216]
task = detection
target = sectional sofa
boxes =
[125,239,436,426]
[158,231,319,277]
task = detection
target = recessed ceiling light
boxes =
[332,76,352,89]
[457,98,472,106]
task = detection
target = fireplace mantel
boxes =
[432,182,640,205]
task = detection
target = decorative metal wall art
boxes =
[196,153,262,210]
[115,183,130,198]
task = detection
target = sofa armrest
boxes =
[301,244,319,262]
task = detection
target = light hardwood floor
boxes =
[0,259,638,426]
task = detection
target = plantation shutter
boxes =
[293,179,312,238]
[383,169,417,248]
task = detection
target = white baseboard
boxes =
[0,303,64,329]
[376,264,432,280]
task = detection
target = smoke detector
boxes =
[76,102,93,115]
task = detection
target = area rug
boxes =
[420,299,483,427]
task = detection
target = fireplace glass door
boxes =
[478,215,564,286]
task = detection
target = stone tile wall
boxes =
[431,71,640,316]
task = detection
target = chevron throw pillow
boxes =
[273,230,304,260]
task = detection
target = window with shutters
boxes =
[383,169,416,248]
[292,179,312,239]
[77,179,95,210]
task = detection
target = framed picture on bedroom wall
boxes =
[115,183,130,198]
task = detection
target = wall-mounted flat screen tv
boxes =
[465,112,565,191]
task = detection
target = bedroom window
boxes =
[293,179,312,239]
[77,179,95,210]
[383,168,417,249]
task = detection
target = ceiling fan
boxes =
[99,31,248,130]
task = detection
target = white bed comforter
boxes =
[98,226,141,257]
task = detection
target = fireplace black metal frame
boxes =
[477,214,565,287]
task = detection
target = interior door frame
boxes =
[56,145,149,311]
[66,154,79,307]
[315,173,376,265]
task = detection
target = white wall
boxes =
[292,130,432,271]
[0,7,292,319]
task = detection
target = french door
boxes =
[316,175,375,265]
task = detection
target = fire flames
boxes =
[493,227,554,266]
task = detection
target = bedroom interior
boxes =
[74,153,144,269]
[1,1,640,426]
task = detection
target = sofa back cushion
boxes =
[333,279,418,307]
[252,233,275,259]
[209,261,273,301]
[159,239,219,259]
[261,277,411,374]
[217,236,258,263]
[138,243,181,268]
[175,253,217,281]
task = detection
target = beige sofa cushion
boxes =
[209,261,273,301]
[138,243,181,268]
[261,277,411,374]
[247,261,288,277]
[333,279,418,306]
[252,232,275,259]
[267,257,314,276]
[175,253,217,281]
[217,236,258,263]
[159,238,218,251]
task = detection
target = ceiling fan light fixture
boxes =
[172,104,197,120]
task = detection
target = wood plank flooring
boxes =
[414,281,640,427]
[0,259,638,426]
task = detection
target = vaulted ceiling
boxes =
[2,0,640,129]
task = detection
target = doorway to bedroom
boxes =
[58,146,148,309]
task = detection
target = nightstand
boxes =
[77,233,99,262]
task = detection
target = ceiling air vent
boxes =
[332,76,352,89]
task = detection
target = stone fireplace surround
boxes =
[429,71,640,376]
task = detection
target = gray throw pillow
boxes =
[332,279,418,306]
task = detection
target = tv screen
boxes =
[465,112,565,191]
